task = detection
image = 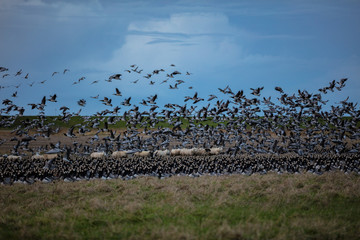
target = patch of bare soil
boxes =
[0,129,114,155]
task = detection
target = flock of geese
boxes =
[1,153,359,184]
[0,64,360,184]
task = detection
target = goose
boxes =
[15,69,22,76]
[275,86,284,93]
[113,88,122,96]
[109,74,121,80]
[207,94,217,101]
[64,126,76,138]
[48,94,57,102]
[169,83,178,89]
[77,99,86,107]
[147,94,157,104]
[121,97,131,106]
[250,87,264,96]
[0,67,8,72]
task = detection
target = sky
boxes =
[0,0,359,116]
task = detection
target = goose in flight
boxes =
[109,74,121,80]
[208,94,217,101]
[171,70,181,76]
[113,88,122,96]
[100,97,112,106]
[48,94,57,102]
[169,83,178,89]
[144,74,152,79]
[140,99,148,106]
[15,69,22,76]
[0,67,8,72]
[121,97,131,106]
[147,94,158,104]
[59,106,70,113]
[275,87,284,94]
[160,79,168,84]
[64,126,76,138]
[37,96,46,110]
[336,78,348,90]
[184,92,198,102]
[28,103,37,109]
[218,86,230,94]
[77,99,86,107]
[250,87,264,96]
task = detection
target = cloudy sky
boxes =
[0,0,359,115]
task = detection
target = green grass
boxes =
[1,172,359,239]
[2,115,359,131]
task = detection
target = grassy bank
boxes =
[1,172,360,240]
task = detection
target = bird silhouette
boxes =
[113,88,122,96]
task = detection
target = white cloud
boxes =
[97,11,299,74]
[101,34,242,71]
[128,12,236,35]
[97,12,243,72]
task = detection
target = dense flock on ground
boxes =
[0,65,359,184]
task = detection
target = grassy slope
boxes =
[1,172,359,240]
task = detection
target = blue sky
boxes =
[0,0,359,115]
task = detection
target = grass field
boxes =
[1,172,359,240]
